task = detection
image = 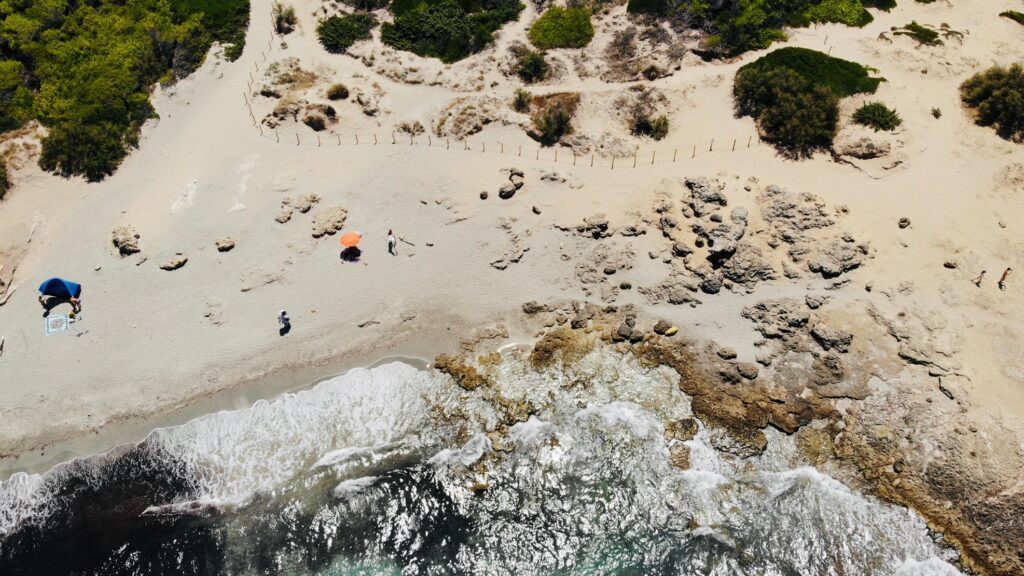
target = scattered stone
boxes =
[699,277,722,294]
[672,242,692,257]
[275,205,294,224]
[522,301,549,315]
[665,418,699,442]
[111,225,141,256]
[717,346,737,360]
[498,183,517,199]
[807,240,864,278]
[805,295,827,310]
[216,238,236,252]
[653,320,671,335]
[613,321,633,342]
[755,351,773,366]
[575,215,612,239]
[943,260,958,269]
[736,362,760,380]
[685,176,727,216]
[480,191,488,200]
[664,326,678,336]
[619,281,632,290]
[709,213,723,223]
[669,443,691,469]
[811,324,854,353]
[532,206,541,215]
[742,300,810,340]
[311,206,348,238]
[709,427,767,458]
[160,253,188,271]
[293,193,321,213]
[898,217,911,229]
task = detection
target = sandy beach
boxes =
[0,0,1023,571]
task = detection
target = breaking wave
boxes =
[0,351,962,575]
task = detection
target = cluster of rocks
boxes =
[497,167,525,200]
[111,225,141,257]
[273,194,348,238]
[490,217,530,270]
[275,193,321,224]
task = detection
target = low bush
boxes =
[960,63,1024,142]
[0,162,9,200]
[382,0,523,62]
[804,0,873,27]
[1000,11,1024,26]
[862,0,896,10]
[530,93,579,146]
[273,3,297,34]
[529,6,595,49]
[736,47,883,97]
[734,65,839,157]
[643,64,663,81]
[327,83,350,100]
[515,49,548,83]
[893,21,940,45]
[303,114,327,131]
[317,13,377,53]
[852,102,902,131]
[931,107,942,119]
[512,88,532,112]
[632,114,669,140]
[344,0,391,10]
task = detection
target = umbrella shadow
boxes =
[340,246,362,263]
[41,297,73,317]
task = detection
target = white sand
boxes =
[1,0,1023,477]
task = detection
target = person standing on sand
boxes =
[999,268,1012,291]
[387,229,397,256]
[278,310,291,335]
[972,270,986,287]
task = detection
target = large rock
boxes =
[160,253,188,271]
[811,324,854,353]
[216,238,236,252]
[722,242,776,285]
[742,299,810,340]
[807,239,864,278]
[834,125,892,160]
[498,183,517,199]
[575,214,613,239]
[685,176,727,216]
[311,206,348,238]
[758,185,833,244]
[111,225,141,256]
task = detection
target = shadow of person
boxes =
[279,323,291,337]
[41,297,71,318]
[340,246,362,263]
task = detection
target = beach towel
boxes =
[45,314,70,336]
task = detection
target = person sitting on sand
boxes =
[972,270,986,287]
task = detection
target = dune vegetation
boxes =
[381,0,523,62]
[0,0,250,181]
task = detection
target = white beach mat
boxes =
[45,314,70,336]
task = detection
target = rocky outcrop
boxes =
[434,354,492,391]
[685,176,727,217]
[758,185,833,245]
[311,206,348,238]
[811,324,854,353]
[215,238,236,252]
[806,239,865,278]
[741,299,810,340]
[159,253,188,271]
[722,242,776,285]
[111,226,141,256]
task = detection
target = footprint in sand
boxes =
[171,179,199,215]
[229,154,258,213]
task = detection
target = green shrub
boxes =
[0,162,9,200]
[531,93,579,146]
[852,102,901,131]
[327,83,350,100]
[317,13,377,53]
[529,6,595,49]
[515,49,548,83]
[862,0,896,10]
[931,107,941,119]
[893,21,940,45]
[632,114,669,140]
[804,0,873,27]
[273,3,297,34]
[303,114,327,131]
[382,0,523,62]
[512,88,532,112]
[0,60,34,131]
[734,64,840,157]
[737,47,883,97]
[643,64,663,80]
[344,0,391,10]
[1000,11,1024,26]
[960,63,1024,142]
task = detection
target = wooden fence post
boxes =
[295,133,299,145]
[374,133,378,145]
[633,155,637,168]
[355,134,359,145]
[275,131,279,143]
[590,154,594,167]
[748,136,752,148]
[611,157,615,170]
[732,139,736,151]
[317,134,321,147]
[651,150,655,165]
[692,145,695,158]
[673,149,677,162]
[709,139,714,152]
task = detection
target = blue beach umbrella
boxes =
[38,277,82,299]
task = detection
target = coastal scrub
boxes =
[317,13,378,53]
[960,63,1024,142]
[381,0,523,62]
[852,102,902,131]
[0,0,250,181]
[529,6,595,50]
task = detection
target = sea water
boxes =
[0,351,963,575]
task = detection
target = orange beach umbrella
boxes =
[339,231,362,247]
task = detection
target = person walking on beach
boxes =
[278,309,291,336]
[998,268,1012,291]
[972,270,986,287]
[387,229,397,256]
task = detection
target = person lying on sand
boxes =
[972,270,986,287]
